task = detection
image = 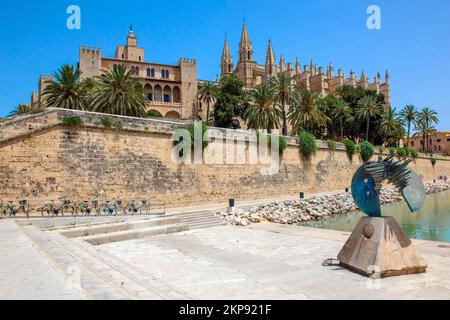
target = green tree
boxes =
[379,107,404,147]
[244,84,280,132]
[90,64,147,117]
[414,119,437,153]
[336,85,385,143]
[331,99,352,141]
[212,74,246,128]
[399,105,417,147]
[42,65,85,110]
[198,81,218,123]
[270,73,295,136]
[8,103,32,117]
[80,77,99,110]
[416,107,439,152]
[355,96,384,141]
[288,89,325,133]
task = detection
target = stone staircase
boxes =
[41,211,225,246]
[14,211,226,300]
[21,224,194,300]
[175,211,226,230]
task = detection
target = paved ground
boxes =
[0,221,79,300]
[1,218,450,300]
[99,223,450,300]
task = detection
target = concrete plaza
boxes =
[1,217,450,300]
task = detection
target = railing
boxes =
[148,101,182,108]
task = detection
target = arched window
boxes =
[161,69,165,78]
[147,68,151,77]
[130,66,135,74]
[151,69,155,77]
[135,66,139,75]
[165,70,169,79]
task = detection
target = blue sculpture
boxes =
[351,155,426,217]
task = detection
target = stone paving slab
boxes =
[0,221,80,300]
[101,223,450,300]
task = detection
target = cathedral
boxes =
[220,22,391,107]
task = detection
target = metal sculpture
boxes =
[351,155,426,217]
[338,155,428,277]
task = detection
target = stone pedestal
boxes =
[337,216,427,277]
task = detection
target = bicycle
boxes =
[126,200,149,215]
[75,200,93,216]
[39,200,75,217]
[101,200,126,216]
[0,200,29,218]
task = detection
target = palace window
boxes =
[148,93,153,101]
[163,94,170,103]
[161,70,165,78]
[437,139,441,143]
[135,66,139,75]
[165,70,170,79]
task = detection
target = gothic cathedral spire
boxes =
[239,20,253,62]
[265,39,276,76]
[221,37,233,75]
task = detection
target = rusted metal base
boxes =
[338,216,427,278]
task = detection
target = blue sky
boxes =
[0,0,449,130]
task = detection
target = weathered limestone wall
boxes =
[1,109,449,213]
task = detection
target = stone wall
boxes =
[1,109,449,213]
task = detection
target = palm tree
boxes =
[244,84,281,132]
[379,107,404,146]
[399,105,417,147]
[90,64,147,117]
[331,99,351,141]
[288,89,325,133]
[414,120,437,153]
[270,73,295,136]
[80,77,98,110]
[42,65,85,110]
[8,103,32,117]
[417,107,439,152]
[355,96,384,141]
[198,81,217,123]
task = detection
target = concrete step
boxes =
[83,223,188,245]
[188,221,227,230]
[21,225,192,300]
[21,225,129,300]
[176,211,225,230]
[60,216,180,238]
[71,237,193,300]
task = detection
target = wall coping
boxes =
[1,108,450,162]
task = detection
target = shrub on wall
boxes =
[343,139,357,160]
[327,140,337,150]
[256,132,288,155]
[410,148,419,159]
[114,120,124,131]
[62,115,84,128]
[431,157,437,168]
[378,146,385,154]
[298,132,317,158]
[389,147,396,155]
[101,117,113,128]
[359,141,375,162]
[185,122,209,150]
[396,147,408,157]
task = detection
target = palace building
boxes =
[31,26,199,120]
[221,21,391,107]
[31,23,391,123]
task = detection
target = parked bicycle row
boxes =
[0,199,165,219]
